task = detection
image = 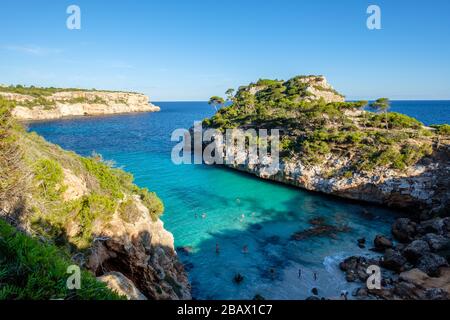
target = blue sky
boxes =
[1,0,449,101]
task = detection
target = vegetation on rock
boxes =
[0,219,122,300]
[205,76,439,173]
[0,96,166,298]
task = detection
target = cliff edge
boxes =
[0,85,160,121]
[0,96,189,300]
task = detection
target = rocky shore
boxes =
[0,90,160,121]
[339,216,450,300]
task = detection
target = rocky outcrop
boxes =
[97,272,147,300]
[1,91,160,121]
[86,195,191,300]
[219,144,449,216]
[242,76,344,103]
[340,217,450,300]
[301,76,346,103]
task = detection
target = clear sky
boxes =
[1,0,449,101]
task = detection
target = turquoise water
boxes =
[27,101,449,299]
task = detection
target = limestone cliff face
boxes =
[59,167,191,300]
[219,142,449,216]
[243,76,345,103]
[1,91,160,120]
[86,195,191,300]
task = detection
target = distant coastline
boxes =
[0,85,160,121]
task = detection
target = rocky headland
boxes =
[0,85,160,121]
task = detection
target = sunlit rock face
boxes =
[1,91,160,120]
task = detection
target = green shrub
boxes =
[0,219,121,300]
[81,156,133,199]
[21,97,56,109]
[139,189,164,222]
[118,199,142,224]
[369,112,423,129]
[431,124,450,136]
[33,159,67,201]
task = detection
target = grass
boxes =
[0,219,122,300]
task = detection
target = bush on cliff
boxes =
[0,219,122,300]
[204,76,439,173]
[1,95,166,297]
[431,124,450,136]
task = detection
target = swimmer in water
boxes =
[216,243,220,254]
[242,245,249,254]
[313,272,318,281]
[202,213,207,219]
[298,269,302,279]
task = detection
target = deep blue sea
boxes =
[27,100,449,300]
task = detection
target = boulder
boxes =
[422,233,450,252]
[97,272,147,300]
[417,218,445,236]
[340,256,379,282]
[443,218,450,232]
[416,253,449,276]
[396,268,450,300]
[373,235,393,252]
[392,218,417,243]
[381,249,407,272]
[403,240,430,262]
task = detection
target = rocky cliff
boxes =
[0,88,160,120]
[203,75,450,217]
[0,96,189,300]
[223,141,449,217]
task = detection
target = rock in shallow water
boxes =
[374,235,393,252]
